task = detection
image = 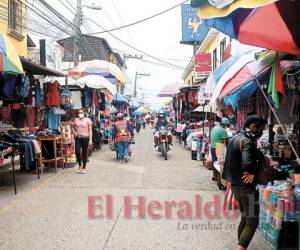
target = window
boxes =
[213,48,217,70]
[220,38,226,63]
[8,0,23,36]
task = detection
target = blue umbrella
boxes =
[112,93,128,104]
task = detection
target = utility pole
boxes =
[134,72,150,98]
[74,0,83,66]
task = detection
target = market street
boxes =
[0,128,270,250]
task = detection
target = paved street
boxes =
[0,127,270,250]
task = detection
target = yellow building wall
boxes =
[0,0,28,57]
[205,37,218,53]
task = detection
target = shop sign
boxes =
[181,4,210,43]
[195,53,212,73]
[198,84,209,104]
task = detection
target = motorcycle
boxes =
[157,126,171,160]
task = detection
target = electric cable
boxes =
[89,0,189,35]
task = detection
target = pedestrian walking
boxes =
[222,115,266,250]
[210,117,230,181]
[73,109,93,174]
[112,113,134,163]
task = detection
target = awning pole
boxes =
[255,77,300,163]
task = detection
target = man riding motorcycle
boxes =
[153,111,173,151]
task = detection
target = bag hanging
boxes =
[223,183,239,211]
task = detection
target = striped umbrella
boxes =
[197,0,300,55]
[158,82,185,97]
[0,32,23,74]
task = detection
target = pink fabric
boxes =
[74,117,92,137]
[32,140,41,154]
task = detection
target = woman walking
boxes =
[73,109,93,174]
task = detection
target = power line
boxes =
[110,0,149,73]
[86,18,186,70]
[89,0,189,35]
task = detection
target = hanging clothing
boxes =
[19,75,30,98]
[0,106,12,124]
[35,81,43,106]
[25,107,36,129]
[2,74,19,99]
[47,108,61,130]
[46,81,60,107]
[82,88,91,108]
[12,105,26,128]
[71,91,82,109]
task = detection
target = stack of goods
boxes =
[259,182,299,249]
[61,123,76,167]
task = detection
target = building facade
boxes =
[0,0,28,57]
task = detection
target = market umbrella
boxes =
[219,60,294,99]
[158,82,185,97]
[136,106,149,114]
[112,93,128,105]
[76,75,116,95]
[191,0,276,18]
[200,0,300,55]
[132,111,141,116]
[0,32,23,74]
[69,60,125,83]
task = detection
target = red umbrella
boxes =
[202,0,300,55]
[239,1,300,55]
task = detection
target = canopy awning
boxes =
[20,57,65,77]
[219,60,294,99]
[112,93,128,105]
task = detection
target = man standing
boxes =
[222,115,266,250]
[210,117,230,181]
[112,113,134,163]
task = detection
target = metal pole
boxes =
[74,0,82,66]
[134,72,138,98]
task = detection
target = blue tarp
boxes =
[224,81,257,111]
[112,93,128,104]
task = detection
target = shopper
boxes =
[210,117,230,181]
[222,115,266,250]
[112,113,134,163]
[73,109,93,174]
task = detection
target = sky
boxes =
[28,0,193,106]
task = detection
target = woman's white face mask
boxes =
[78,113,84,119]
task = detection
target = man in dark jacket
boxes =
[222,115,266,250]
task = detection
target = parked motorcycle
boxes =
[157,126,171,160]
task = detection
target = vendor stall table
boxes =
[38,135,64,173]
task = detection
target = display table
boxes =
[38,135,64,173]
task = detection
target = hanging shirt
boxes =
[47,108,61,130]
[71,91,82,109]
[46,81,60,107]
[35,81,44,106]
